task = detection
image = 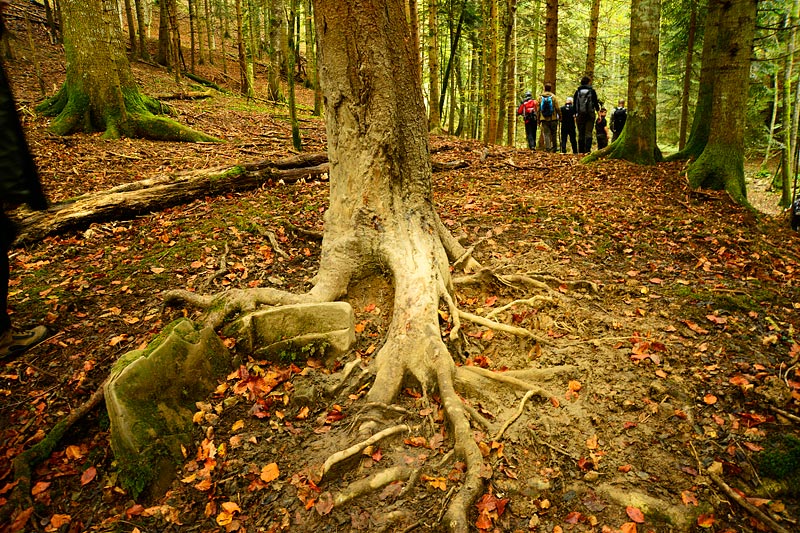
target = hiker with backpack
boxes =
[517,91,539,150]
[538,83,560,152]
[611,99,627,142]
[560,96,578,154]
[573,76,601,153]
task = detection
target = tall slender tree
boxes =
[429,0,442,131]
[585,0,600,80]
[678,1,696,149]
[543,0,557,92]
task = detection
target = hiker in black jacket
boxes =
[560,97,578,154]
[573,76,601,153]
[0,9,49,358]
[611,99,627,142]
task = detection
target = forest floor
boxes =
[2,8,800,533]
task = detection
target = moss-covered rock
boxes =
[104,318,231,499]
[223,302,356,363]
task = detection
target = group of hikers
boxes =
[517,76,627,154]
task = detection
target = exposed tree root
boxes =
[492,390,535,441]
[485,295,556,318]
[322,424,410,479]
[0,380,107,525]
[333,466,413,507]
[456,365,557,398]
[457,309,549,343]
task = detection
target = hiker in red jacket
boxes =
[517,91,538,150]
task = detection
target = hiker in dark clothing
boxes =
[0,10,49,359]
[560,97,578,154]
[573,76,601,153]
[537,83,560,152]
[595,108,610,149]
[517,91,538,150]
[610,99,627,142]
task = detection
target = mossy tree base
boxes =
[582,121,663,166]
[37,85,219,142]
[686,143,748,206]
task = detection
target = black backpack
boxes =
[576,88,592,115]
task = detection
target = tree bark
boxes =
[428,0,442,131]
[122,0,137,56]
[665,0,721,162]
[544,0,557,93]
[686,0,757,204]
[678,2,696,150]
[311,2,482,529]
[585,0,600,80]
[586,0,661,164]
[779,0,799,208]
[484,0,498,143]
[134,0,149,60]
[36,0,217,142]
[504,0,517,146]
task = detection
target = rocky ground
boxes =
[1,7,799,533]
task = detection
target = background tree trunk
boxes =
[429,0,442,131]
[686,0,757,204]
[484,0,498,143]
[665,0,720,162]
[122,0,137,56]
[543,0,557,92]
[779,0,799,207]
[585,0,600,80]
[677,1,695,150]
[588,0,661,164]
[504,0,517,146]
[134,0,149,60]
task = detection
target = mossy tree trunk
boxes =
[665,0,720,162]
[686,0,757,204]
[585,0,661,165]
[38,0,217,142]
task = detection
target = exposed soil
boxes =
[1,7,799,533]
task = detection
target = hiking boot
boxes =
[0,326,49,359]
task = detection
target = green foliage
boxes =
[279,340,329,363]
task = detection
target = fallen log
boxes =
[11,153,330,246]
[11,152,467,246]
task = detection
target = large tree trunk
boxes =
[584,0,600,80]
[312,1,482,529]
[588,0,661,164]
[686,0,757,204]
[36,0,217,142]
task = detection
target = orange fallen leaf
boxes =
[586,434,598,450]
[681,490,698,506]
[80,466,97,486]
[50,514,71,528]
[703,394,717,405]
[626,506,645,523]
[31,481,51,496]
[620,522,637,533]
[260,463,280,483]
[697,513,715,528]
[618,464,632,473]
